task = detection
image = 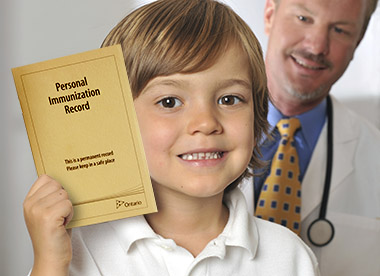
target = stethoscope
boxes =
[306,95,335,247]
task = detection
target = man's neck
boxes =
[269,92,326,117]
[266,74,329,116]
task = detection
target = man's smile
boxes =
[291,55,328,70]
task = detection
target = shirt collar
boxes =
[220,189,258,259]
[267,99,327,149]
[108,215,158,253]
[107,189,258,259]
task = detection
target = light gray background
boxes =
[1,1,379,275]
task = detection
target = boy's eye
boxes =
[218,95,243,106]
[157,97,182,108]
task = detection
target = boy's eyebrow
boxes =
[143,78,251,93]
[142,79,187,93]
[215,79,252,91]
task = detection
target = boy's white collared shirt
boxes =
[69,189,319,276]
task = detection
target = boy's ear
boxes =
[264,0,277,36]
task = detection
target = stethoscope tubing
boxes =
[307,95,335,247]
[320,95,333,220]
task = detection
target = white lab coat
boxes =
[240,96,380,276]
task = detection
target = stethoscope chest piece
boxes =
[307,218,335,247]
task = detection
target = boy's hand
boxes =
[24,175,74,275]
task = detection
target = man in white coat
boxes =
[239,0,380,275]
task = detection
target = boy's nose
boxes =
[186,105,223,136]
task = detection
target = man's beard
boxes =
[284,81,329,101]
[283,49,332,101]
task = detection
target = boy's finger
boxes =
[26,174,55,198]
[24,187,72,230]
[51,197,74,227]
[27,179,65,204]
[63,206,74,228]
[31,187,70,211]
[26,175,64,200]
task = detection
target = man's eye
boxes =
[297,15,308,22]
[218,95,243,106]
[334,26,345,34]
[157,97,182,108]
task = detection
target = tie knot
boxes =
[277,118,301,138]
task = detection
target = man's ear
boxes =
[350,34,364,61]
[356,33,364,48]
[264,0,277,35]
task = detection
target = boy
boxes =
[24,0,320,275]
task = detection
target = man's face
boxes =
[264,0,367,106]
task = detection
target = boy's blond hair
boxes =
[102,0,268,185]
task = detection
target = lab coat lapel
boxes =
[301,124,327,220]
[301,96,358,220]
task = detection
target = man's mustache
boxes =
[289,49,332,69]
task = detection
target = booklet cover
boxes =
[12,45,157,228]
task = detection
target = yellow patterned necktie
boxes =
[255,118,302,235]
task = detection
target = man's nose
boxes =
[303,26,330,56]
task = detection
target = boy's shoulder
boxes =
[226,189,319,272]
[253,216,320,274]
[226,188,315,249]
[253,215,311,250]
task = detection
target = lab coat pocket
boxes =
[320,212,380,276]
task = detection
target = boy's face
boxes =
[134,43,254,199]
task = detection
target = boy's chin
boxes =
[154,178,236,199]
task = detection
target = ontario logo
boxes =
[116,199,143,209]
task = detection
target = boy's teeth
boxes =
[181,152,223,160]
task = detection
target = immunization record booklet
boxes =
[12,45,157,228]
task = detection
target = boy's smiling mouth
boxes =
[179,151,225,161]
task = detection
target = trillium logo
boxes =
[116,199,143,209]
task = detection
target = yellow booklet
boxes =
[12,45,157,228]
